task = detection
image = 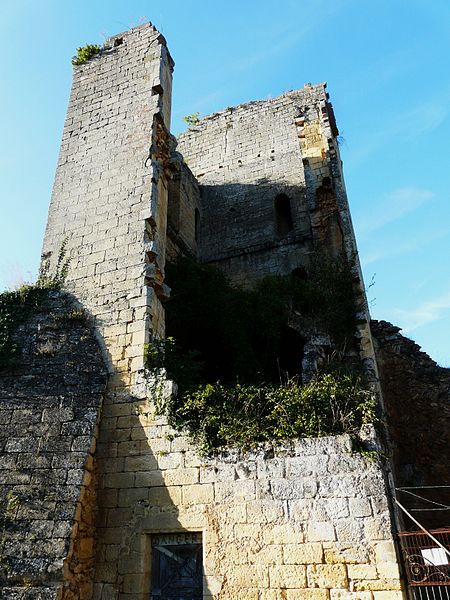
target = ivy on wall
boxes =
[0,242,69,368]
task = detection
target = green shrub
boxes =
[183,112,201,127]
[157,373,376,455]
[72,44,102,66]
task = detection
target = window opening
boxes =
[194,208,200,243]
[275,194,294,237]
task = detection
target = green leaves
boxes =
[0,241,70,368]
[0,285,50,368]
[72,44,102,66]
[156,374,376,455]
[182,112,201,128]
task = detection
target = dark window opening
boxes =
[168,177,181,233]
[277,326,305,383]
[194,208,200,243]
[151,532,203,600]
[275,194,294,237]
[291,267,308,281]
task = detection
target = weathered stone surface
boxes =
[0,292,106,596]
[372,319,450,518]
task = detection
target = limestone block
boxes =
[287,591,329,600]
[307,564,348,589]
[349,498,372,518]
[283,543,324,564]
[372,592,404,600]
[376,562,401,580]
[323,542,369,564]
[347,563,378,580]
[353,579,402,592]
[222,589,260,600]
[330,591,372,600]
[269,564,307,588]
[147,485,182,505]
[215,480,256,502]
[246,499,285,524]
[263,524,304,545]
[248,544,284,565]
[226,565,268,588]
[181,483,214,505]
[374,542,397,564]
[163,467,199,486]
[307,521,337,542]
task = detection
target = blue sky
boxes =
[1,0,449,365]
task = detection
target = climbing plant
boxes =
[0,241,70,368]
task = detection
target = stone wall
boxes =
[176,86,378,378]
[42,23,174,382]
[0,292,107,598]
[166,160,202,261]
[92,394,403,599]
[372,319,450,526]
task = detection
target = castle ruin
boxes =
[1,22,449,600]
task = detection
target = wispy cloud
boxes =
[360,226,450,266]
[347,97,449,167]
[391,290,450,333]
[356,186,434,237]
[233,0,350,74]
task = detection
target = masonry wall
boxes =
[0,292,107,599]
[42,23,174,383]
[92,396,404,599]
[372,320,450,529]
[176,85,380,388]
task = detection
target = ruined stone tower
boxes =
[0,22,419,600]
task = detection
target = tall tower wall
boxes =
[177,85,379,377]
[42,24,174,383]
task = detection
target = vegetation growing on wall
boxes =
[156,373,375,455]
[145,255,374,453]
[183,112,201,128]
[0,243,69,368]
[163,254,357,387]
[71,44,102,66]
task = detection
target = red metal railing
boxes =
[399,529,450,587]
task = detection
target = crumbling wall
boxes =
[176,86,378,376]
[0,292,107,599]
[42,23,174,382]
[166,160,202,261]
[372,320,450,490]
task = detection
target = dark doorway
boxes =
[277,326,305,383]
[275,194,294,237]
[151,532,203,600]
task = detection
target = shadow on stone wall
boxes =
[0,291,107,598]
[372,319,450,530]
[93,382,212,599]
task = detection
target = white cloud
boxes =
[357,186,434,237]
[390,290,450,333]
[360,225,449,266]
